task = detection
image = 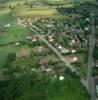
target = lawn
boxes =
[0,45,21,69]
[0,23,34,69]
[0,43,36,69]
[0,12,15,25]
[0,25,32,45]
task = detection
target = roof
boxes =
[59,75,64,81]
[96,85,98,94]
[31,36,39,40]
[26,35,39,40]
[72,57,78,62]
[49,38,53,42]
[58,45,62,49]
[96,40,98,45]
[94,77,98,93]
[96,60,98,66]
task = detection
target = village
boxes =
[14,16,90,78]
[0,0,98,100]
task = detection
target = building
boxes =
[96,40,98,46]
[96,60,98,67]
[26,35,39,41]
[94,77,98,96]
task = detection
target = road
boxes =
[87,13,96,100]
[24,25,79,74]
[31,27,77,72]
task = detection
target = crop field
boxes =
[14,7,58,17]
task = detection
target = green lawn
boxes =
[0,14,15,25]
[0,24,34,68]
[0,25,33,45]
[0,45,19,69]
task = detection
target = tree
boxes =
[9,5,15,16]
[30,4,33,9]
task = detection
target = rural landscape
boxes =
[0,0,98,100]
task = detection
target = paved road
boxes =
[87,13,96,100]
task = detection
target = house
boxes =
[38,46,43,52]
[49,38,54,42]
[69,48,76,54]
[54,43,58,47]
[32,39,37,42]
[94,77,98,95]
[96,25,98,29]
[4,23,11,27]
[26,35,39,41]
[15,42,20,46]
[85,27,89,31]
[72,57,78,62]
[71,49,76,53]
[48,35,52,39]
[58,45,63,50]
[59,75,64,81]
[61,48,70,54]
[54,75,57,78]
[69,39,76,46]
[96,60,98,67]
[85,18,90,21]
[46,68,52,72]
[96,40,98,46]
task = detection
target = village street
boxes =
[27,25,78,73]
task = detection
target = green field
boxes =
[14,7,58,17]
[0,0,95,17]
[0,25,32,44]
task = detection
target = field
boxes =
[14,7,58,17]
[0,0,96,17]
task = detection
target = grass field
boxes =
[0,25,32,44]
[0,24,33,69]
[0,45,20,69]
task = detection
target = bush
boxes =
[94,46,98,59]
[71,62,82,68]
[65,68,80,79]
[7,53,16,62]
[92,67,98,77]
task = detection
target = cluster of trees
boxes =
[0,67,90,100]
[92,67,98,76]
[24,40,45,48]
[56,4,90,17]
[56,7,76,15]
[3,53,16,68]
[94,46,98,59]
[2,53,16,78]
[31,51,53,56]
[0,26,6,32]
